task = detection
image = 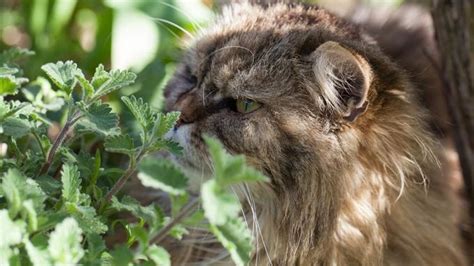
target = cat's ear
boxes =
[310,41,373,122]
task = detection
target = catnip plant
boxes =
[0,48,267,266]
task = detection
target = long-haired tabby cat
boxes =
[161,1,469,265]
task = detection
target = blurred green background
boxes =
[0,0,410,111]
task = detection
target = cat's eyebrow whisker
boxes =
[156,1,204,32]
[145,16,194,39]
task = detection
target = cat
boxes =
[162,2,469,265]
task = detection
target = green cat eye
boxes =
[236,98,261,113]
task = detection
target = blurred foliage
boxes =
[0,0,215,112]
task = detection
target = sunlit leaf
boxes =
[138,158,188,196]
[48,218,84,265]
[146,245,170,266]
[0,75,20,95]
[201,179,240,226]
[80,101,119,135]
[210,217,253,266]
[41,61,79,95]
[0,210,25,248]
[121,95,155,132]
[1,117,31,138]
[104,134,136,156]
[61,163,81,204]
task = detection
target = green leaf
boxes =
[0,75,20,95]
[201,179,240,225]
[61,163,81,204]
[0,210,25,248]
[0,67,18,75]
[1,169,46,217]
[90,64,109,89]
[111,196,163,229]
[154,112,180,138]
[85,233,106,261]
[66,204,108,235]
[80,101,119,135]
[210,217,253,266]
[41,61,79,95]
[22,200,38,232]
[169,223,188,240]
[104,134,135,156]
[75,71,94,97]
[121,95,155,132]
[92,68,136,100]
[0,47,34,64]
[145,245,170,266]
[24,239,51,266]
[110,245,134,266]
[48,218,84,265]
[203,136,268,185]
[138,158,188,196]
[1,117,31,138]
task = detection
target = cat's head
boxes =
[164,3,420,200]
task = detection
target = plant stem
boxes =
[38,111,81,176]
[103,166,137,203]
[32,131,46,159]
[103,147,147,203]
[149,197,200,245]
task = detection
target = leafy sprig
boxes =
[0,48,268,265]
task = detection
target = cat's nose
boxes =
[174,113,191,130]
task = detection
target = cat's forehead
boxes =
[186,3,362,99]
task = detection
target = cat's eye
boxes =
[236,98,261,113]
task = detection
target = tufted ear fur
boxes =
[310,41,373,122]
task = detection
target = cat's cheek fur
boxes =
[165,124,213,191]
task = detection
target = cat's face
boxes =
[164,3,386,191]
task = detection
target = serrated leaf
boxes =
[92,68,136,100]
[0,75,19,95]
[201,179,240,226]
[210,217,253,266]
[138,159,188,195]
[146,245,170,266]
[150,139,183,155]
[61,163,81,204]
[75,72,94,97]
[1,169,46,217]
[41,61,79,95]
[155,112,180,138]
[0,47,34,64]
[90,64,109,89]
[66,204,108,235]
[0,66,18,75]
[80,102,119,135]
[121,95,155,132]
[104,134,135,156]
[85,233,106,261]
[111,196,163,229]
[48,218,84,265]
[1,117,31,138]
[0,210,25,248]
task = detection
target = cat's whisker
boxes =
[157,1,204,32]
[242,184,272,265]
[146,16,194,39]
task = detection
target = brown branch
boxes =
[431,0,474,261]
